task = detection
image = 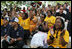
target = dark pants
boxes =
[23,30,30,45]
[2,40,24,48]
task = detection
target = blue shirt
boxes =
[7,24,24,39]
[1,24,11,36]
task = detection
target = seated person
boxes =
[2,18,24,48]
[30,22,48,48]
[47,18,69,48]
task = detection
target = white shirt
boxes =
[56,9,67,14]
[67,6,70,9]
[30,31,47,48]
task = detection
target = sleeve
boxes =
[63,30,69,43]
[44,34,48,44]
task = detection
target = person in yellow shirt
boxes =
[44,10,56,29]
[18,13,30,45]
[29,11,38,35]
[18,13,30,30]
[47,18,69,48]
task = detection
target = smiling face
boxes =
[55,18,62,29]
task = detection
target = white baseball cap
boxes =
[14,18,19,23]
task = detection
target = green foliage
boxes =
[1,1,71,10]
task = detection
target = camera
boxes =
[7,36,11,43]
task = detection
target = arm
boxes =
[60,36,68,46]
[47,31,54,45]
[15,37,22,41]
[47,35,54,45]
[60,30,69,46]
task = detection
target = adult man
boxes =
[2,18,24,48]
[55,7,67,21]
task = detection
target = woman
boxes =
[47,18,69,48]
[44,10,56,29]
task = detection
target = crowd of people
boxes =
[1,2,71,48]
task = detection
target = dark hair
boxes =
[47,10,52,15]
[53,18,65,37]
[23,13,28,19]
[38,22,48,32]
[38,25,44,32]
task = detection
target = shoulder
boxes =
[65,30,69,34]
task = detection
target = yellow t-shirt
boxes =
[18,16,30,30]
[44,16,56,28]
[30,16,37,32]
[1,19,3,26]
[47,30,69,48]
